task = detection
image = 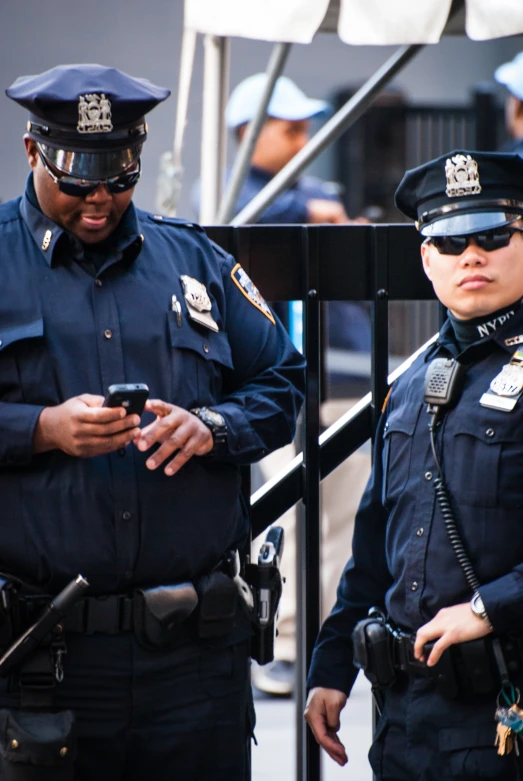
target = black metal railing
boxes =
[206,223,434,781]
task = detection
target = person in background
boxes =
[225,73,371,697]
[495,52,523,156]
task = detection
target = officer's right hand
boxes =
[304,687,348,766]
[33,394,141,457]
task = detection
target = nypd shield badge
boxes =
[231,264,275,325]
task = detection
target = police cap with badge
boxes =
[395,148,523,238]
[6,63,170,182]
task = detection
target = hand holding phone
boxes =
[103,384,149,416]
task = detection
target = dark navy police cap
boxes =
[6,64,170,179]
[395,150,523,237]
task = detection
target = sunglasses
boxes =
[426,226,523,256]
[38,150,141,197]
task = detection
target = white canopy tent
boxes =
[162,0,523,225]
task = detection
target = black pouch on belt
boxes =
[195,571,238,639]
[0,709,76,780]
[133,583,198,650]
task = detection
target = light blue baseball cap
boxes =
[225,74,329,128]
[495,53,523,101]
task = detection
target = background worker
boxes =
[495,52,523,156]
[0,63,305,780]
[224,73,372,696]
[306,149,523,779]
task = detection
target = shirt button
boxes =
[416,528,424,537]
[424,471,433,481]
[104,329,112,339]
[411,582,419,591]
[118,448,126,457]
[486,428,495,438]
[122,511,131,521]
[95,279,103,287]
[203,344,209,354]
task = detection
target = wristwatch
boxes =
[190,406,228,456]
[470,591,492,629]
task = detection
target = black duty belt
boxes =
[393,630,523,697]
[19,594,136,635]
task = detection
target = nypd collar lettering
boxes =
[231,264,275,325]
[476,309,516,338]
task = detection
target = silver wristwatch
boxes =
[470,591,492,629]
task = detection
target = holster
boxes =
[133,583,198,650]
[244,561,282,665]
[0,709,76,780]
[352,613,396,690]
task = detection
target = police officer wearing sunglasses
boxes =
[306,150,523,780]
[0,64,305,780]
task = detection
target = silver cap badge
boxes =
[77,93,113,133]
[445,154,482,198]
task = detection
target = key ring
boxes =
[498,685,520,708]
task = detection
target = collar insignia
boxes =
[505,335,523,347]
[77,93,113,133]
[41,229,52,251]
[445,154,482,198]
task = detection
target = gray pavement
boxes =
[252,673,373,780]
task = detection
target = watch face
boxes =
[205,409,225,427]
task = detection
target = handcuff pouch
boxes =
[133,583,198,650]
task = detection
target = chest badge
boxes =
[480,348,523,411]
[180,275,219,332]
[231,263,275,325]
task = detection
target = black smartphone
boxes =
[103,383,149,416]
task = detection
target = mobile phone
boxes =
[103,383,149,416]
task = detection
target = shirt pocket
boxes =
[445,416,505,508]
[167,313,233,408]
[0,319,50,404]
[382,402,422,506]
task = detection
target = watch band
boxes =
[470,591,493,629]
[190,406,228,456]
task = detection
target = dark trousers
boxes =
[369,674,523,781]
[0,632,254,781]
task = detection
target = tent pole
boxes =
[231,43,424,226]
[217,41,292,224]
[200,34,230,224]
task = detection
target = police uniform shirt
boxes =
[0,174,305,594]
[308,309,523,695]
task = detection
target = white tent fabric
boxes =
[185,0,523,44]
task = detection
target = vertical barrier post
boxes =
[296,226,322,781]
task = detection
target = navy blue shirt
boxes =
[0,176,305,594]
[308,310,523,694]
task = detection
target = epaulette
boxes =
[209,240,231,260]
[148,214,204,232]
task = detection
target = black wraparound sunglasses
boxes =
[38,150,141,197]
[425,226,523,256]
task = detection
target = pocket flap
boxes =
[439,722,496,751]
[0,709,76,765]
[384,402,422,438]
[0,320,44,352]
[167,314,233,368]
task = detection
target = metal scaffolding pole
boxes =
[231,43,424,226]
[216,42,292,224]
[199,34,230,224]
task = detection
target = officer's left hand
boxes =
[134,399,213,475]
[414,602,493,667]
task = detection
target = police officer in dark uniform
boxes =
[0,63,305,780]
[305,149,523,780]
